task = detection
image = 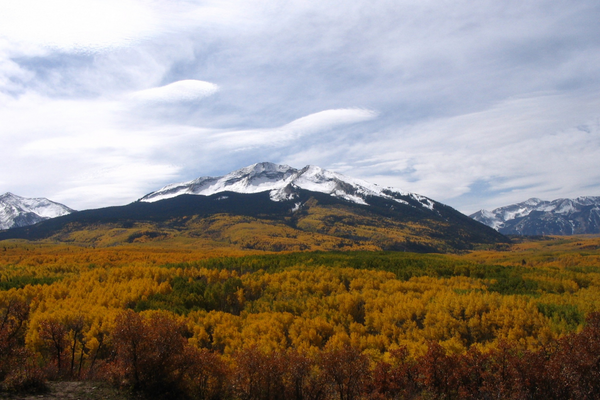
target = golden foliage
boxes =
[1,234,600,373]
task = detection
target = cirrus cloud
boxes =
[0,0,157,54]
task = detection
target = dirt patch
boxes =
[0,381,133,400]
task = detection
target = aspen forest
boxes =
[2,235,600,399]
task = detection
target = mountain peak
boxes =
[524,198,543,205]
[236,162,294,176]
[0,193,74,230]
[139,162,432,210]
[1,192,20,200]
[0,165,509,252]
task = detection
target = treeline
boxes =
[3,240,600,298]
[2,303,600,399]
[169,250,600,296]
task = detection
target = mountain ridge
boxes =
[0,164,508,252]
[0,192,74,230]
[140,162,435,210]
[470,196,600,235]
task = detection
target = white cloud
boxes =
[129,80,220,104]
[325,91,600,213]
[205,108,378,151]
[0,0,157,53]
[0,92,376,209]
[56,162,182,209]
[282,109,378,135]
[1,0,600,215]
[0,94,179,208]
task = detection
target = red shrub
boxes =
[320,345,370,400]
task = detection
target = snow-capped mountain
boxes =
[470,197,600,235]
[140,162,436,210]
[0,192,74,230]
[0,164,507,252]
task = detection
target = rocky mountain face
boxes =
[0,192,74,230]
[470,197,600,235]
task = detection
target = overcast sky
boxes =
[1,0,600,214]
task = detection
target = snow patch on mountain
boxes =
[140,162,435,210]
[0,192,74,230]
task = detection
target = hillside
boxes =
[0,189,507,253]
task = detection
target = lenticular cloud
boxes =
[129,80,220,104]
[282,108,379,134]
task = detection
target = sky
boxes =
[1,0,600,214]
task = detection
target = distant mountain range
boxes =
[0,162,506,252]
[470,197,600,235]
[0,192,74,230]
[5,165,597,240]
